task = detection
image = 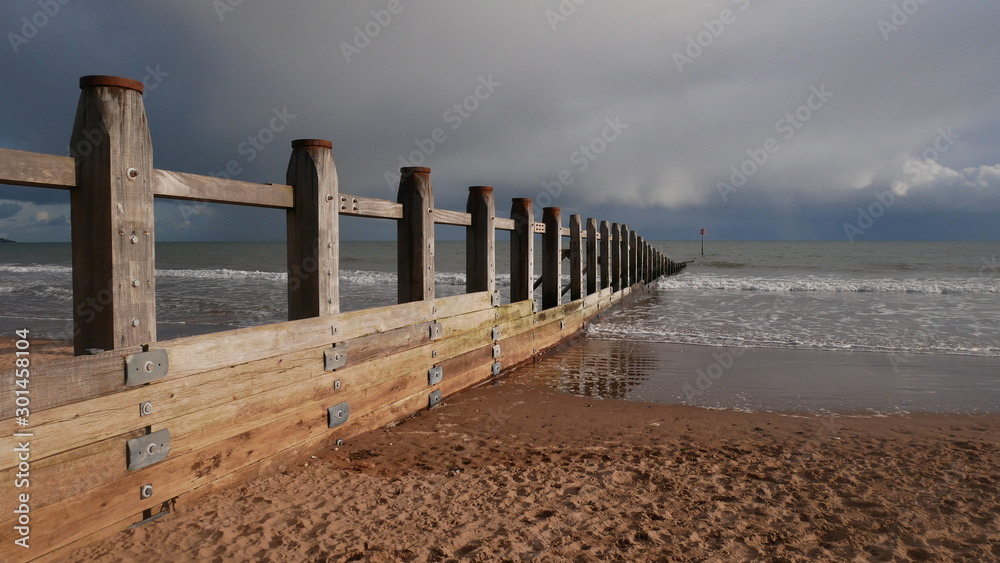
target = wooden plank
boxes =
[586,218,598,295]
[0,148,76,189]
[338,193,403,220]
[569,214,583,301]
[610,222,621,292]
[620,224,631,289]
[495,217,515,231]
[509,199,534,303]
[466,187,495,293]
[542,207,562,310]
[0,299,528,479]
[286,139,339,319]
[397,167,434,302]
[70,76,156,355]
[630,230,639,285]
[0,292,492,418]
[434,208,472,227]
[560,226,571,237]
[152,169,293,208]
[599,220,611,290]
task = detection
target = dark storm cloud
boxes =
[1,0,999,241]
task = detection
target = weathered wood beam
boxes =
[0,148,76,188]
[286,139,339,319]
[397,167,434,302]
[466,186,495,293]
[509,198,534,303]
[569,214,583,301]
[542,206,562,309]
[70,75,156,354]
[586,217,598,295]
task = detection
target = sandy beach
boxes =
[63,372,999,562]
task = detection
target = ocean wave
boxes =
[657,274,999,295]
[586,322,1000,357]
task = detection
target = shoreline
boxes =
[67,373,1000,561]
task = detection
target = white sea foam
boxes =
[657,274,998,294]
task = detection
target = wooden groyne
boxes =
[0,75,683,560]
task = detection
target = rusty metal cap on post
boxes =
[400,167,431,174]
[291,139,333,149]
[512,198,532,203]
[468,186,493,193]
[79,75,144,94]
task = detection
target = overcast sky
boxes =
[1,1,999,242]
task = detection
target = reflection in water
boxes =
[525,339,657,400]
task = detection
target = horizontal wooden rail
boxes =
[495,217,516,231]
[153,169,294,208]
[0,147,76,188]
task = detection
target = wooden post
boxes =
[70,76,155,355]
[610,222,621,292]
[397,167,434,303]
[569,214,583,301]
[598,220,611,290]
[542,207,562,309]
[620,224,630,288]
[629,230,638,286]
[510,198,534,303]
[586,218,598,295]
[286,139,339,320]
[636,236,644,284]
[466,186,496,293]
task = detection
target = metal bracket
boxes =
[532,301,540,313]
[327,401,350,429]
[492,344,501,359]
[429,321,443,340]
[127,429,171,471]
[491,326,501,341]
[324,346,347,371]
[428,366,443,386]
[428,390,443,409]
[492,362,501,376]
[125,350,168,387]
[491,292,501,307]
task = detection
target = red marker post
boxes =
[700,228,706,256]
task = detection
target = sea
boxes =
[1,240,997,414]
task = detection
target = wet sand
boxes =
[67,373,999,561]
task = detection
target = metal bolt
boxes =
[132,319,140,327]
[139,401,153,416]
[143,360,154,372]
[336,409,344,419]
[327,270,333,276]
[140,484,153,499]
[127,167,139,180]
[334,379,341,391]
[432,350,438,358]
[336,439,344,446]
[332,326,339,335]
[130,235,139,244]
[132,279,140,287]
[326,194,334,201]
[146,443,157,456]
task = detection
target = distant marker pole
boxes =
[700,228,706,256]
